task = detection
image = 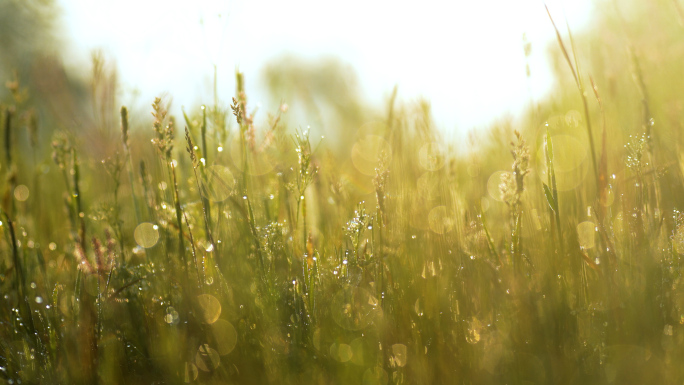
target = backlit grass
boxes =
[2,1,684,384]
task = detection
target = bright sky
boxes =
[56,0,595,135]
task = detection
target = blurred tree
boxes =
[0,0,115,158]
[262,55,370,152]
[0,0,57,80]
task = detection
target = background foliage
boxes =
[2,0,684,384]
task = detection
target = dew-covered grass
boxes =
[2,1,684,384]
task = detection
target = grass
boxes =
[2,1,684,384]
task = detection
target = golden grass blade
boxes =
[545,4,579,88]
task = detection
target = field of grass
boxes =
[2,1,684,384]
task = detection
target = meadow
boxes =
[2,1,684,384]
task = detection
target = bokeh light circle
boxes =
[229,134,277,175]
[201,165,235,202]
[428,206,454,234]
[487,171,511,202]
[210,319,238,355]
[351,135,391,176]
[14,185,29,201]
[537,135,588,191]
[195,344,220,371]
[134,222,159,248]
[196,294,221,324]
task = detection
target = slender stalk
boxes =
[4,211,25,300]
[200,105,211,229]
[182,208,203,290]
[3,211,39,354]
[72,149,87,253]
[4,106,12,165]
[4,107,16,217]
[185,127,218,263]
[121,106,142,224]
[545,4,599,189]
[170,162,187,268]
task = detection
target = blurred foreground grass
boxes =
[3,1,684,384]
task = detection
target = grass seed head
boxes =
[151,97,174,159]
[185,126,198,168]
[120,106,129,148]
[501,131,530,208]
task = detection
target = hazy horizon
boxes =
[56,0,594,137]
